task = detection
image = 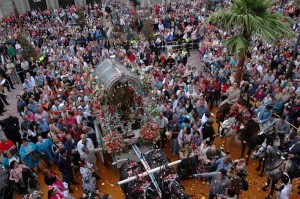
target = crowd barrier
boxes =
[159,41,199,52]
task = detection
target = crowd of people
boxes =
[0,0,299,199]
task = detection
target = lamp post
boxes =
[12,0,23,32]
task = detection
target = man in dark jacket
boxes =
[202,119,217,145]
[64,134,80,168]
[0,63,15,91]
[57,149,79,193]
[288,134,300,180]
[288,99,300,126]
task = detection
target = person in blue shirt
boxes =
[19,138,40,170]
[27,98,39,114]
[272,95,284,115]
[36,116,49,138]
[2,150,19,170]
[254,105,273,128]
[35,136,55,167]
[213,155,232,172]
[22,78,34,91]
[217,73,227,84]
[196,99,209,119]
[152,76,162,90]
[95,31,102,42]
[178,109,187,125]
[180,117,190,130]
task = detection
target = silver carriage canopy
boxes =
[95,58,142,92]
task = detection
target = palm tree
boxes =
[12,0,22,31]
[130,0,140,23]
[207,0,292,85]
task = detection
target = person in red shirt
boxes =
[69,123,84,141]
[0,138,16,154]
[222,80,231,101]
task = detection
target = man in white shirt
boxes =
[155,112,168,149]
[158,22,164,31]
[21,59,29,74]
[77,134,94,157]
[51,100,62,112]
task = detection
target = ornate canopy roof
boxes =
[95,58,142,92]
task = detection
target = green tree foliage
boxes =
[207,0,292,85]
[142,20,155,42]
[75,11,86,28]
[17,34,34,60]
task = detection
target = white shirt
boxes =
[77,138,94,157]
[279,183,292,199]
[155,116,168,129]
[21,61,29,70]
[27,76,36,86]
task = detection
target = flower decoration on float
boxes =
[140,123,160,144]
[103,131,127,154]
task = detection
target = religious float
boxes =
[93,57,192,198]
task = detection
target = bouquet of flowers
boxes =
[103,132,126,154]
[140,123,160,144]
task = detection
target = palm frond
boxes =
[224,35,250,55]
[206,0,293,49]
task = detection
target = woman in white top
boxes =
[262,93,273,106]
[178,126,193,148]
[276,172,292,199]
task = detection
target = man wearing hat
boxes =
[57,148,79,193]
[198,168,230,199]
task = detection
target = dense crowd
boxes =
[0,0,299,199]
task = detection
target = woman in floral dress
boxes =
[80,160,97,194]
